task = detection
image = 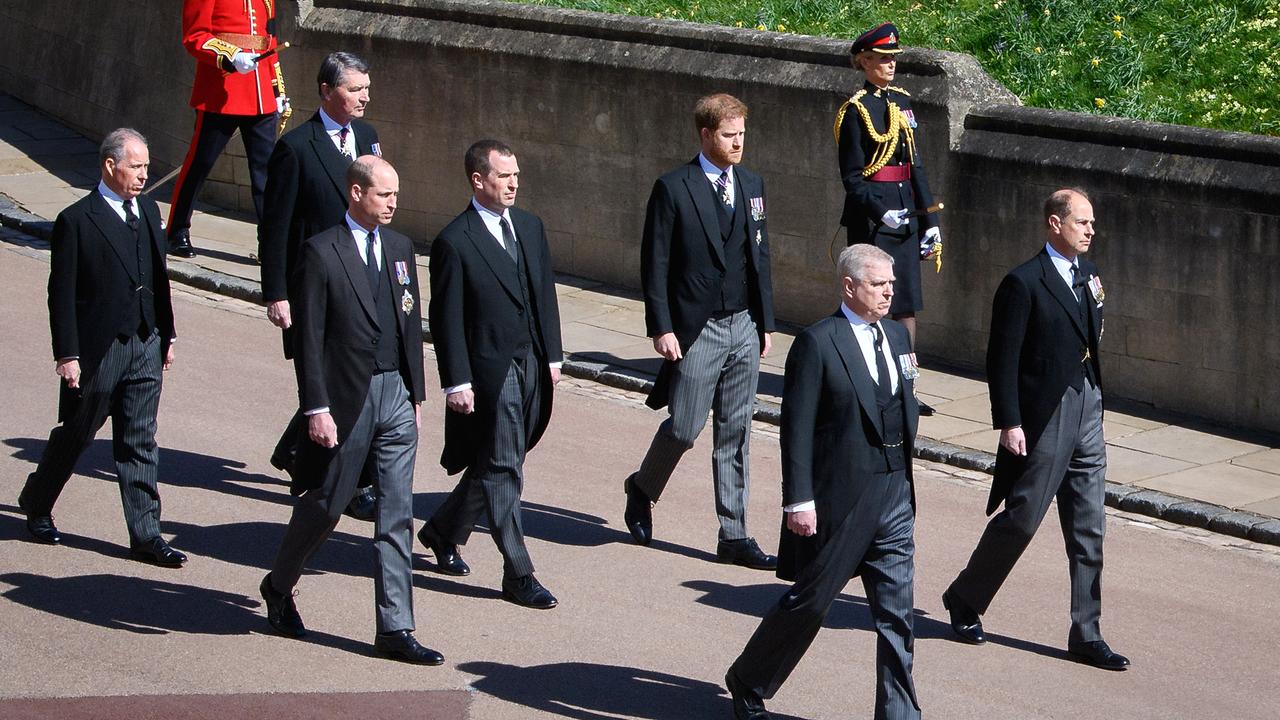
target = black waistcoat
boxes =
[120,207,156,340]
[713,179,749,313]
[878,378,908,473]
[371,251,402,372]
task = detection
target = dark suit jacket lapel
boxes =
[85,192,139,284]
[739,170,762,255]
[306,113,352,200]
[828,312,885,441]
[462,206,522,305]
[331,226,378,325]
[512,211,544,298]
[138,197,166,258]
[1037,251,1087,340]
[680,159,726,270]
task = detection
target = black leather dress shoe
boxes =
[918,401,936,417]
[418,524,470,576]
[1068,640,1130,671]
[942,589,986,644]
[502,574,558,610]
[623,473,653,546]
[18,493,60,544]
[374,629,444,665]
[725,669,771,720]
[717,537,777,571]
[130,537,187,567]
[167,230,197,258]
[343,485,376,521]
[260,573,307,638]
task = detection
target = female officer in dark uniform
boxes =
[836,22,942,413]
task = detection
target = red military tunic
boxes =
[183,0,280,116]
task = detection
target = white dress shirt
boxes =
[305,214,382,416]
[319,107,356,158]
[442,199,560,397]
[698,153,735,208]
[784,304,899,514]
[97,180,133,222]
[1045,242,1080,290]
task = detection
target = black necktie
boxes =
[870,323,893,402]
[715,171,731,207]
[122,198,139,234]
[1070,264,1087,320]
[499,216,519,263]
[365,232,380,298]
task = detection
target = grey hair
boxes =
[99,128,147,164]
[837,243,894,285]
[317,51,370,94]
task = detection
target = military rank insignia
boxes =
[749,196,766,222]
[401,289,414,314]
[897,352,921,380]
[1087,275,1105,307]
[395,260,410,286]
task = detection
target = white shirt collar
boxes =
[1045,242,1078,288]
[319,108,347,135]
[97,181,131,221]
[698,153,734,182]
[345,213,381,269]
[471,198,516,247]
[838,303,897,392]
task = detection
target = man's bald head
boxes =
[347,155,399,229]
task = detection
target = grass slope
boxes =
[517,0,1279,136]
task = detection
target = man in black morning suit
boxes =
[259,155,441,665]
[421,140,564,610]
[258,51,380,519]
[622,93,777,570]
[18,128,185,567]
[726,244,921,720]
[942,188,1129,671]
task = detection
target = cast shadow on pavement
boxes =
[164,519,372,578]
[4,437,291,507]
[0,571,368,655]
[456,661,805,720]
[412,492,720,564]
[683,579,1068,662]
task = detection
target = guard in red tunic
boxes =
[167,0,286,258]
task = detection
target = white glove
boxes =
[920,226,942,258]
[231,51,258,74]
[881,208,910,229]
[276,94,290,115]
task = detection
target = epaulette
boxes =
[886,85,911,97]
[832,90,868,144]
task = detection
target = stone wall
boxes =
[1,0,1277,432]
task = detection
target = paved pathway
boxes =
[2,92,1279,545]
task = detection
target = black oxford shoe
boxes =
[918,401,936,417]
[716,537,777,571]
[130,537,187,568]
[374,629,444,665]
[19,493,60,544]
[344,485,376,521]
[418,524,470,576]
[725,669,771,719]
[167,230,197,258]
[259,573,307,638]
[1068,640,1130,671]
[623,473,653,546]
[502,574,558,610]
[942,589,986,645]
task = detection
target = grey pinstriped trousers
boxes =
[21,333,165,546]
[428,348,541,579]
[948,377,1107,645]
[635,309,760,541]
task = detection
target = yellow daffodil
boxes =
[1113,30,1123,39]
[1091,57,1101,67]
[1035,46,1042,53]
[1094,97,1107,108]
[1113,14,1123,22]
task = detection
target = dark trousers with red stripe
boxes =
[166,110,276,238]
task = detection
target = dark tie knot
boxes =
[870,322,884,348]
[122,199,139,231]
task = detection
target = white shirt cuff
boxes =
[444,383,472,395]
[549,362,563,369]
[784,501,816,513]
[304,407,329,416]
